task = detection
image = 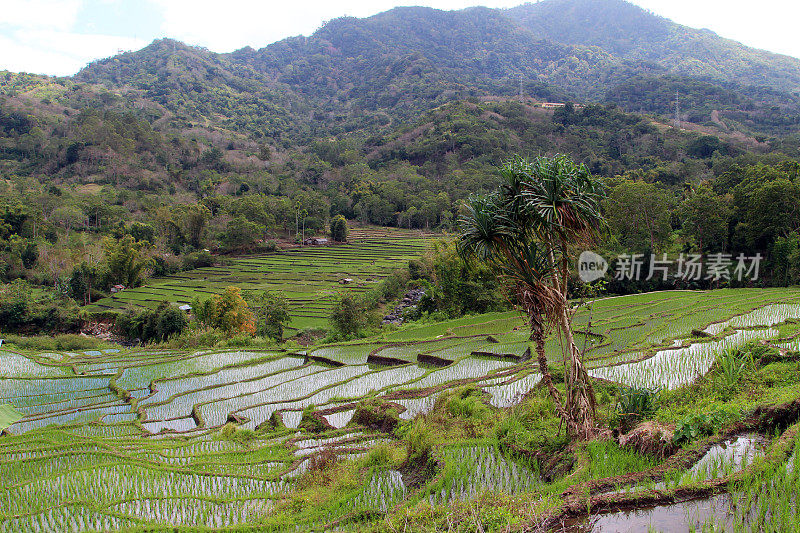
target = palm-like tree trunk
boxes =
[558,308,597,439]
[530,327,568,422]
[547,239,597,439]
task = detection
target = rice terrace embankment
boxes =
[2,287,800,530]
[86,227,436,331]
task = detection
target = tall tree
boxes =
[329,214,348,242]
[679,185,731,252]
[104,235,148,288]
[192,286,256,335]
[459,155,607,440]
[605,180,671,251]
[181,204,211,249]
[245,290,291,341]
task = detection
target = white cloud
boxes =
[0,30,148,76]
[151,0,522,52]
[0,0,83,30]
[630,0,800,58]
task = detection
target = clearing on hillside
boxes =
[86,226,439,330]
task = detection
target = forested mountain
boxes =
[64,0,800,140]
[508,0,800,91]
[2,0,800,215]
[2,0,799,187]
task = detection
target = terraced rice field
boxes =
[2,288,800,530]
[85,227,437,330]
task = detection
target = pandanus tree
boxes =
[458,155,606,440]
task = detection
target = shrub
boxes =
[616,387,658,419]
[362,444,397,468]
[223,333,255,347]
[306,448,339,474]
[329,215,348,242]
[0,280,81,334]
[219,423,257,444]
[259,239,277,252]
[150,254,182,276]
[415,241,507,318]
[0,280,30,329]
[115,301,188,344]
[714,346,757,398]
[328,292,376,337]
[103,235,149,289]
[156,305,189,340]
[672,407,740,445]
[244,290,291,342]
[403,418,434,462]
[162,326,226,349]
[299,405,328,433]
[378,269,410,302]
[352,398,401,432]
[4,333,106,351]
[223,216,265,248]
[192,286,256,335]
[181,250,215,270]
[445,385,490,420]
[495,395,570,454]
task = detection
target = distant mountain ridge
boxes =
[3,0,799,223]
[68,0,800,139]
[507,0,800,91]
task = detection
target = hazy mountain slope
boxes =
[76,39,306,140]
[507,0,800,91]
[233,5,650,101]
[65,0,800,139]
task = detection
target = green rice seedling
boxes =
[424,442,541,505]
[715,347,755,396]
[585,440,660,479]
[3,288,800,531]
[483,372,542,408]
[615,386,658,429]
[393,394,440,420]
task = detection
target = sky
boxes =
[1,0,799,77]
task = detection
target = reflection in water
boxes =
[561,493,736,532]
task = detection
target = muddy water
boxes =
[559,493,736,532]
[598,434,767,496]
[683,433,767,483]
[562,434,770,532]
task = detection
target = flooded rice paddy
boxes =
[2,290,800,530]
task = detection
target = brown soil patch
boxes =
[400,448,442,490]
[619,421,678,459]
[417,353,454,367]
[351,401,404,433]
[366,354,409,366]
